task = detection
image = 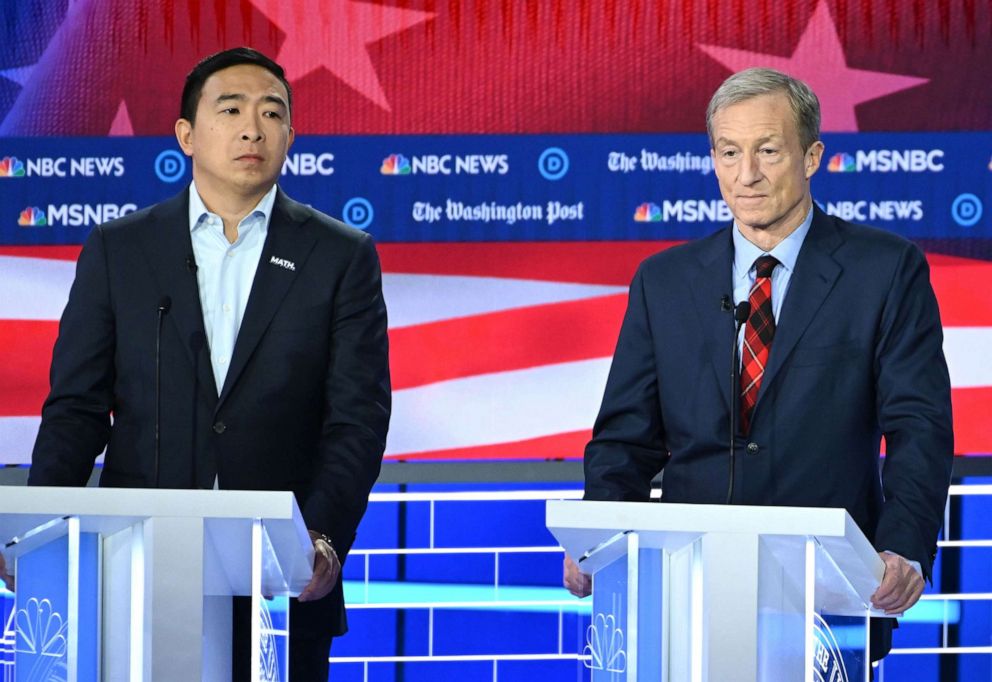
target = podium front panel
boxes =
[13,518,99,682]
[809,540,870,682]
[586,533,662,681]
[251,519,290,682]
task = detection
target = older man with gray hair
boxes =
[565,67,953,661]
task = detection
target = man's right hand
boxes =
[563,554,592,598]
[0,552,13,592]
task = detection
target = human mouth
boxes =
[236,154,264,164]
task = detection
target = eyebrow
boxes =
[215,93,288,110]
[714,134,784,147]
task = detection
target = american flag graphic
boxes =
[1,0,990,461]
[1,242,990,462]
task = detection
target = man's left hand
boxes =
[0,552,13,592]
[298,530,341,603]
[871,552,924,615]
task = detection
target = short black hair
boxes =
[180,47,292,124]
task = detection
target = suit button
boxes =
[213,421,226,434]
[746,442,759,455]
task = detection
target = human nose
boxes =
[240,112,264,142]
[738,152,762,185]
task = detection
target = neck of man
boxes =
[195,178,274,244]
[738,194,812,252]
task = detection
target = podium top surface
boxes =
[0,486,305,544]
[0,486,314,596]
[547,499,858,542]
[546,500,886,607]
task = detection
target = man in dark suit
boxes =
[563,68,953,658]
[22,47,390,679]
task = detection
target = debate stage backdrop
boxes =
[1,0,990,464]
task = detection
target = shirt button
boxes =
[213,422,226,434]
[226,251,235,258]
[223,303,232,313]
[218,356,228,365]
[746,442,759,455]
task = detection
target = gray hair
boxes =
[706,68,821,152]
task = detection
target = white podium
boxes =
[0,487,314,682]
[547,500,892,682]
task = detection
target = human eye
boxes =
[263,110,283,119]
[720,148,738,160]
[220,107,240,115]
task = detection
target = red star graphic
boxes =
[251,0,434,111]
[108,100,134,136]
[697,1,928,131]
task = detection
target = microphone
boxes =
[720,295,733,312]
[155,296,172,488]
[185,255,197,273]
[726,300,751,504]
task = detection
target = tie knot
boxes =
[754,255,779,278]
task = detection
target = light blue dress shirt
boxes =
[188,182,277,394]
[731,207,814,324]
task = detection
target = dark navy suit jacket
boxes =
[585,206,953,580]
[29,188,391,636]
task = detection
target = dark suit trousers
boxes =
[232,596,334,681]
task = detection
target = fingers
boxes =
[563,554,592,598]
[0,554,13,593]
[298,538,341,603]
[871,553,925,614]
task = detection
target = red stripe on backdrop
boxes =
[0,320,57,415]
[0,246,82,260]
[929,256,992,327]
[387,429,591,461]
[378,242,678,285]
[396,386,991,460]
[951,387,992,455]
[389,294,627,390]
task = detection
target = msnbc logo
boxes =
[827,153,856,173]
[380,154,411,175]
[18,206,47,226]
[0,156,25,177]
[634,202,662,222]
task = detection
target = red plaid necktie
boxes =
[740,255,779,434]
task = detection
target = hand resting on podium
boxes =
[0,551,13,592]
[298,530,341,603]
[872,551,925,616]
[563,554,591,598]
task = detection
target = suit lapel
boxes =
[688,229,737,415]
[139,190,218,400]
[756,208,843,405]
[217,191,317,409]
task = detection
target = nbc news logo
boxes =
[381,154,412,175]
[1,156,26,178]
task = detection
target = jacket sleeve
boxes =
[584,265,668,502]
[302,233,391,557]
[29,226,115,486]
[872,242,954,581]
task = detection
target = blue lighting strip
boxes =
[342,580,592,613]
[339,581,962,622]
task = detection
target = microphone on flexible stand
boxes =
[185,255,198,274]
[726,299,751,504]
[155,296,172,488]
